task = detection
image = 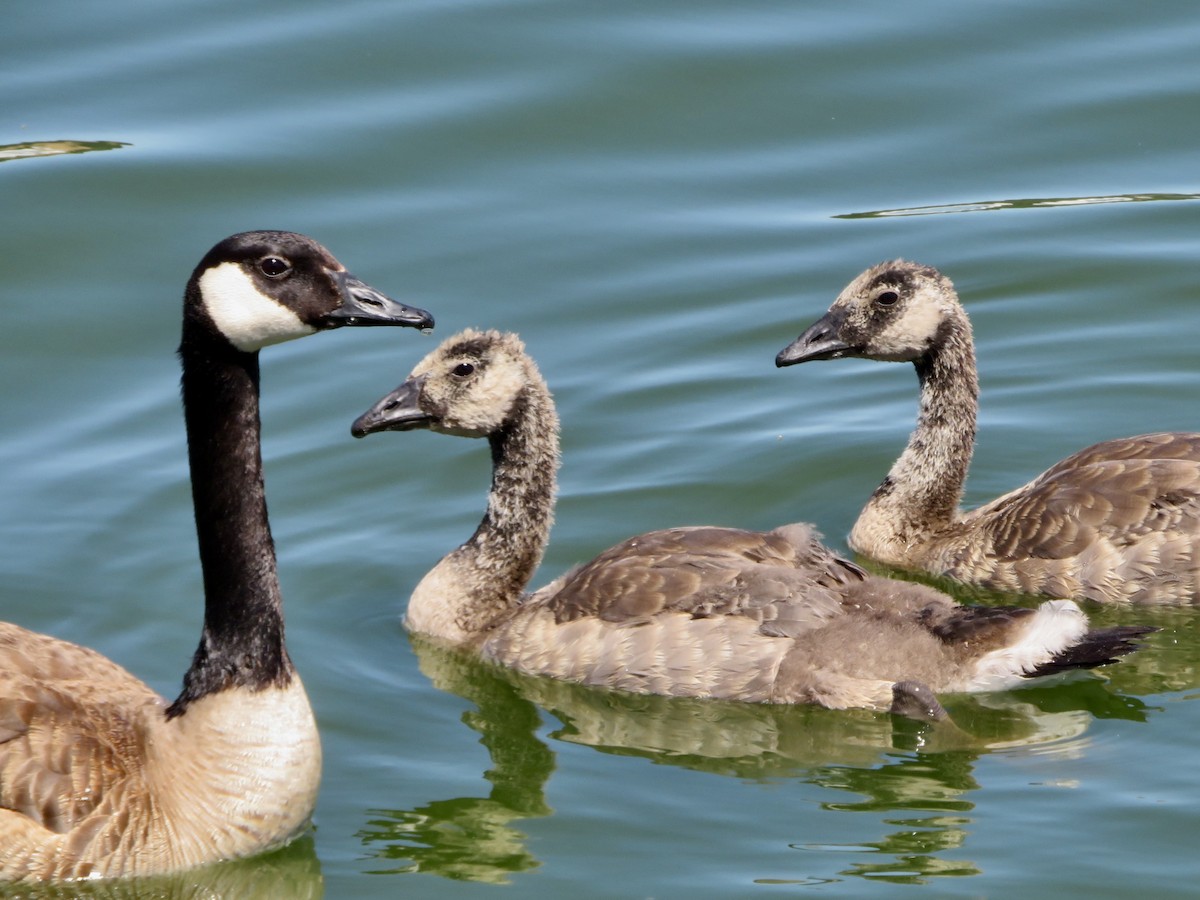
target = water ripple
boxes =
[837,191,1200,219]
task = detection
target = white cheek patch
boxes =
[199,262,317,352]
[456,363,525,433]
[876,299,945,358]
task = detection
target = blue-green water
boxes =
[5,1,1200,896]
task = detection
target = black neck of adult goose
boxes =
[462,382,560,621]
[168,317,290,718]
[880,309,979,531]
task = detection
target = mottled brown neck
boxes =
[867,310,979,535]
[473,389,559,601]
[411,373,560,641]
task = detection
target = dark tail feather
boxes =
[1027,626,1156,678]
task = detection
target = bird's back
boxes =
[481,523,914,703]
[0,621,165,879]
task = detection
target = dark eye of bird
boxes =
[876,290,899,306]
[452,362,475,377]
[259,257,291,278]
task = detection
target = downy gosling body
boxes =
[352,329,1148,714]
[0,232,434,881]
[777,259,1200,604]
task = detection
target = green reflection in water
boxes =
[357,639,553,883]
[790,682,1149,885]
[0,837,322,900]
[359,635,1149,887]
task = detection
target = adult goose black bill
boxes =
[776,259,1200,604]
[0,231,433,881]
[351,329,1148,715]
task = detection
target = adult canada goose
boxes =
[776,259,1200,604]
[0,231,434,881]
[351,329,1148,716]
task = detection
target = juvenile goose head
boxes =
[776,260,963,366]
[0,231,432,882]
[775,259,1200,605]
[353,329,532,440]
[353,330,558,644]
[352,329,1148,716]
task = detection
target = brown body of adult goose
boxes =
[776,259,1200,604]
[351,329,1148,715]
[0,231,434,881]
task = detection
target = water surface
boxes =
[4,0,1200,896]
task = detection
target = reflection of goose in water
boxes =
[505,654,1146,771]
[361,636,1148,885]
[358,636,553,883]
[1081,604,1200,696]
[2,839,322,900]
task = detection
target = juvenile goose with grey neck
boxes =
[352,329,1148,715]
[0,231,433,881]
[777,259,1200,604]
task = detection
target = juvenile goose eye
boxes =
[259,257,291,278]
[452,362,475,377]
[876,290,899,306]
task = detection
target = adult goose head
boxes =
[777,259,1200,604]
[0,231,432,881]
[352,329,1149,715]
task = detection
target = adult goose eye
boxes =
[876,290,899,306]
[452,362,475,377]
[259,257,291,278]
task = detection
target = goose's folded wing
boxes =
[0,623,163,834]
[970,456,1200,562]
[1038,432,1200,475]
[535,525,866,635]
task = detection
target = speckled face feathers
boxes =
[367,329,539,439]
[825,259,964,363]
